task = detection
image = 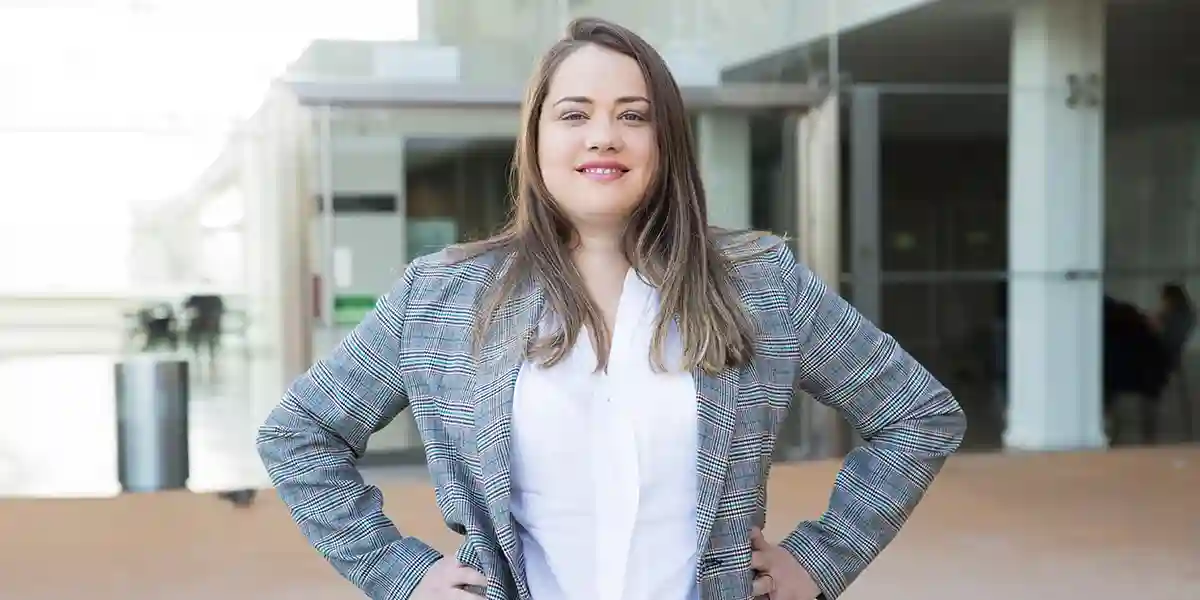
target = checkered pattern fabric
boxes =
[257,235,966,600]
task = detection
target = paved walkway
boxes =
[1,446,1196,599]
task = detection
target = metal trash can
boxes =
[114,357,190,493]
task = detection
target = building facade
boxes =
[150,0,1200,460]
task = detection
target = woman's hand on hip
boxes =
[750,527,821,600]
[412,558,487,599]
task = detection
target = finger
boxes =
[750,549,770,570]
[449,589,486,599]
[448,565,488,587]
[751,574,774,597]
[750,527,768,549]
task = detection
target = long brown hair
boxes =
[456,17,763,374]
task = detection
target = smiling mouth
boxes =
[577,167,628,175]
[577,167,628,181]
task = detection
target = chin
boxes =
[585,195,642,215]
[560,202,636,225]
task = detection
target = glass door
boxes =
[844,85,1010,450]
[309,104,519,465]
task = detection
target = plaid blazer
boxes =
[257,234,966,600]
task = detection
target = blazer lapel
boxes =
[693,366,741,553]
[473,255,544,595]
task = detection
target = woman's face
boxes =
[537,44,658,232]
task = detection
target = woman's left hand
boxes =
[750,528,822,600]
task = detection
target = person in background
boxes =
[138,302,178,351]
[1150,282,1196,363]
[184,285,225,375]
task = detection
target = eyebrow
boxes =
[553,95,651,106]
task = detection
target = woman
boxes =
[257,17,965,600]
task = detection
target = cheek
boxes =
[537,128,574,169]
[539,143,571,180]
[630,136,658,186]
[629,131,657,166]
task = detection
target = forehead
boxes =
[546,44,648,100]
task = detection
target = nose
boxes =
[586,116,622,153]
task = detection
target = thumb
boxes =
[448,565,488,587]
[750,527,768,549]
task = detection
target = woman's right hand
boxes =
[411,558,488,599]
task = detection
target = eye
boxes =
[619,111,648,122]
[560,111,587,121]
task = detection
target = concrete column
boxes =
[1005,0,1107,450]
[697,111,752,230]
[788,94,849,460]
[237,86,314,440]
[417,0,438,43]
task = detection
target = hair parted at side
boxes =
[453,16,773,375]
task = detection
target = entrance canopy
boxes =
[283,78,829,111]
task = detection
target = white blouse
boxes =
[509,269,700,600]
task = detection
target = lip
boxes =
[575,160,629,173]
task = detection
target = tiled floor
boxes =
[0,447,1196,599]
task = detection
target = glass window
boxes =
[405,137,515,257]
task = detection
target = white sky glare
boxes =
[0,0,418,290]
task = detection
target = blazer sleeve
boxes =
[256,261,441,600]
[773,245,967,600]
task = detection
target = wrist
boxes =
[387,537,444,599]
[778,523,847,600]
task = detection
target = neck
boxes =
[573,225,623,255]
[571,225,628,270]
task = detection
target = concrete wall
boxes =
[289,1,933,88]
[417,0,936,85]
